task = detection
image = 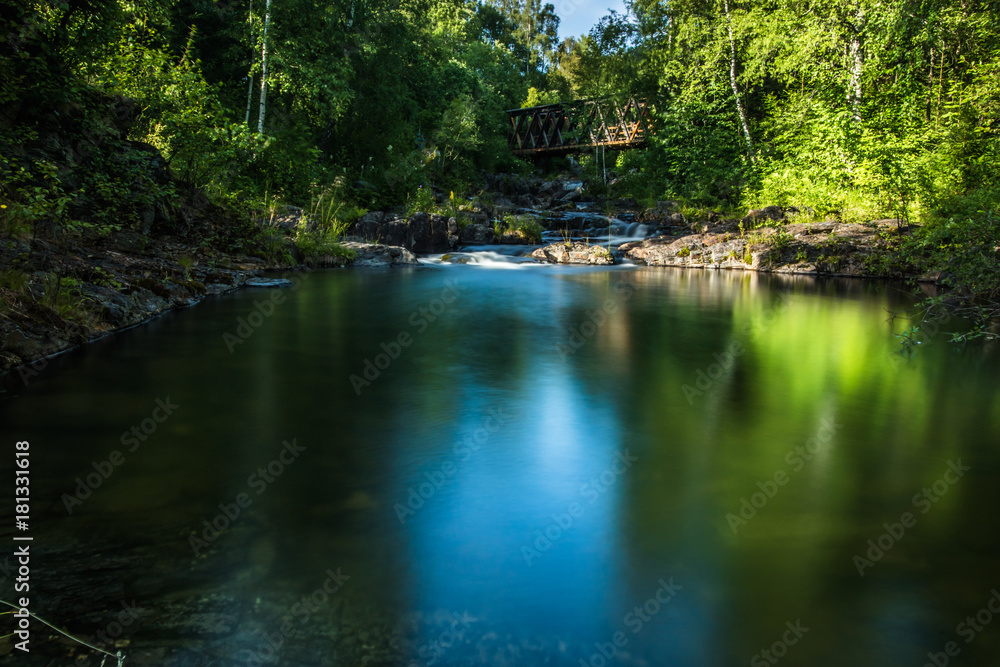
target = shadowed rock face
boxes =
[459,223,494,245]
[354,212,458,253]
[531,241,615,265]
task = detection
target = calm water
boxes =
[2,259,1000,666]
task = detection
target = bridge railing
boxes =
[507,97,651,156]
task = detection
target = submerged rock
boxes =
[245,277,294,288]
[531,241,615,265]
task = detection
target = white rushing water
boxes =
[419,246,544,269]
[419,211,653,268]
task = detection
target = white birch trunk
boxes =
[244,0,255,125]
[257,0,272,135]
[723,0,753,159]
[847,7,864,125]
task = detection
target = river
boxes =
[2,255,999,666]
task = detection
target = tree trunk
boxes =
[244,0,255,125]
[722,0,753,159]
[847,7,864,125]
[257,0,272,135]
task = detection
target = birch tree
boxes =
[721,0,753,159]
[257,0,272,134]
[244,0,255,125]
[846,5,864,125]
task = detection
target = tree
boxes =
[257,0,272,134]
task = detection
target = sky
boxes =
[556,0,628,40]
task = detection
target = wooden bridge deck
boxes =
[507,97,650,156]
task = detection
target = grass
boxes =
[494,213,543,243]
[295,229,357,264]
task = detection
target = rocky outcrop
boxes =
[622,234,748,269]
[621,220,905,276]
[354,212,458,253]
[531,241,615,265]
[0,234,418,375]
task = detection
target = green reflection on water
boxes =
[2,266,999,666]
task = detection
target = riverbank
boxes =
[0,173,979,378]
[0,225,417,377]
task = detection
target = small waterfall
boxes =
[625,222,649,237]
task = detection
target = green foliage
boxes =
[254,226,295,266]
[495,213,543,243]
[83,25,263,192]
[294,229,356,263]
[0,156,73,236]
[432,95,482,181]
[305,185,366,238]
[521,87,561,108]
[906,211,1000,301]
[0,270,29,292]
[406,185,437,216]
[88,266,125,291]
[40,274,93,324]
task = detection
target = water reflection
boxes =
[1,265,999,666]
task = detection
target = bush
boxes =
[295,229,356,264]
[406,185,436,216]
[905,211,1000,301]
[495,213,543,243]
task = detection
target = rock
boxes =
[538,180,562,196]
[608,198,638,209]
[245,278,294,288]
[531,241,615,265]
[624,234,748,268]
[341,241,418,267]
[499,232,533,245]
[269,205,304,231]
[560,188,582,203]
[743,206,785,224]
[407,213,452,253]
[459,224,494,245]
[656,200,680,212]
[355,213,409,248]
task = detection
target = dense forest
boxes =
[1,0,999,298]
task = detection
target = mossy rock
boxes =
[137,277,172,297]
[171,279,207,294]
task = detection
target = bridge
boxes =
[507,97,650,157]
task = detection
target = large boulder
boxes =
[407,213,453,253]
[353,212,456,253]
[355,212,409,247]
[460,224,494,245]
[341,241,418,267]
[531,241,615,265]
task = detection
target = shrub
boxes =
[406,185,436,216]
[495,213,543,243]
